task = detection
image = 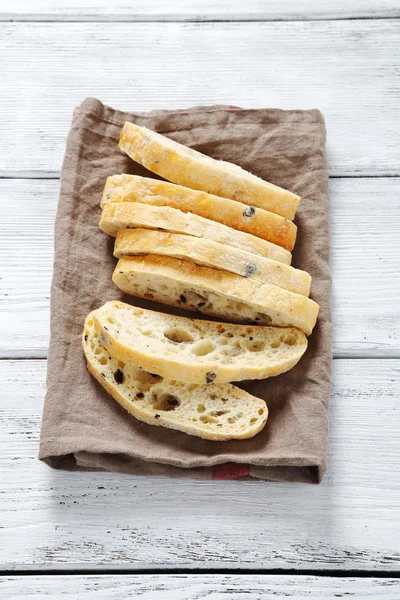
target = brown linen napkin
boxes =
[39,98,331,483]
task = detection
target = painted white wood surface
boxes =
[1,177,399,358]
[1,358,399,571]
[1,3,399,582]
[1,0,399,21]
[0,21,399,177]
[1,575,399,598]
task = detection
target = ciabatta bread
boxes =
[83,312,268,440]
[119,122,300,220]
[114,229,311,296]
[112,255,319,336]
[100,201,291,265]
[101,175,297,251]
[92,301,308,384]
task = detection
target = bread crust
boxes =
[100,201,292,264]
[83,312,268,440]
[112,255,319,336]
[119,122,300,220]
[114,228,311,296]
[102,174,297,251]
[92,301,308,384]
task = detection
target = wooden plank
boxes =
[0,179,56,358]
[1,177,398,358]
[0,358,399,571]
[331,176,400,357]
[1,574,399,598]
[0,20,399,176]
[1,0,399,22]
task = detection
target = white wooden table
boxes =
[0,1,399,597]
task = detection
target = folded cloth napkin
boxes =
[39,98,331,483]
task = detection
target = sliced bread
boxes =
[100,201,291,265]
[112,256,319,336]
[119,122,300,220]
[83,312,268,440]
[101,175,297,251]
[114,229,311,296]
[92,301,308,384]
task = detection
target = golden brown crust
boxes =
[112,255,320,336]
[83,313,268,440]
[99,200,292,264]
[114,228,311,296]
[119,122,300,220]
[102,174,297,251]
[92,301,308,384]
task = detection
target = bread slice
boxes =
[100,201,292,265]
[83,312,268,441]
[101,175,297,251]
[119,122,300,220]
[112,256,319,336]
[92,301,308,384]
[114,229,311,297]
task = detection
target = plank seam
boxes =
[0,568,399,577]
[0,16,399,23]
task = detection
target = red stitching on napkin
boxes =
[229,105,243,110]
[212,463,250,479]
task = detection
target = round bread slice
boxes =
[92,301,308,385]
[83,312,268,441]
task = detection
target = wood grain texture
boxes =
[0,179,56,357]
[1,9,399,581]
[0,20,399,176]
[1,575,399,598]
[0,358,399,571]
[1,177,399,358]
[1,0,399,21]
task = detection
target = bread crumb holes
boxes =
[192,340,216,356]
[151,392,180,412]
[164,327,194,343]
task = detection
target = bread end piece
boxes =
[119,122,300,221]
